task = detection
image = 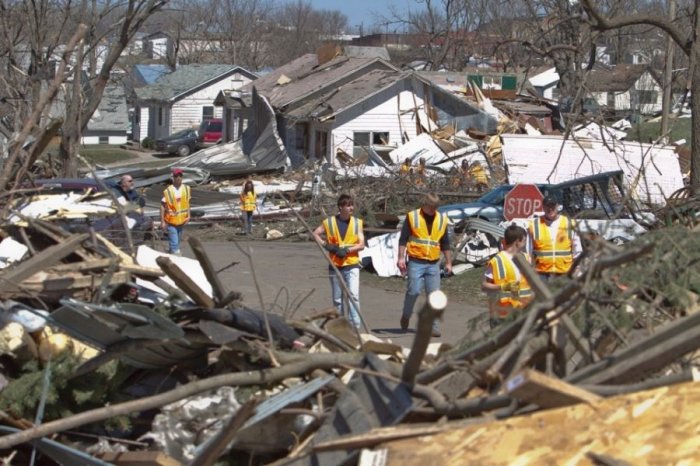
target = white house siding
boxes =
[134,107,150,143]
[170,74,253,134]
[636,71,662,115]
[81,135,127,145]
[331,88,426,164]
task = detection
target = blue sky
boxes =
[307,0,417,33]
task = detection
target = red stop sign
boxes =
[503,184,544,220]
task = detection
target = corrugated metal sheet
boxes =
[501,134,683,205]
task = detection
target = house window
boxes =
[158,108,163,126]
[98,136,109,144]
[638,90,657,105]
[353,131,389,157]
[202,106,214,120]
[482,76,499,89]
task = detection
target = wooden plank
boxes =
[119,263,164,278]
[156,256,215,308]
[95,233,134,265]
[100,450,183,466]
[505,368,602,409]
[0,233,89,293]
[20,271,131,292]
[188,236,227,303]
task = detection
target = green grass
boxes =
[78,145,140,165]
[626,117,691,146]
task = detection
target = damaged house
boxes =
[133,64,257,141]
[222,45,497,166]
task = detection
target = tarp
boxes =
[501,134,684,205]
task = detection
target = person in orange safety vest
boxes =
[527,194,581,278]
[312,194,366,329]
[482,225,534,328]
[397,193,452,337]
[160,168,191,255]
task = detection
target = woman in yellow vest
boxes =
[240,180,257,235]
[482,225,533,328]
[469,161,489,192]
[312,194,365,329]
[160,168,191,255]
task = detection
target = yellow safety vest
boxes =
[323,216,363,267]
[528,215,575,274]
[488,251,534,318]
[406,209,448,261]
[163,184,190,226]
[400,163,411,175]
[240,191,256,212]
[469,163,488,184]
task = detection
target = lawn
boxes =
[626,117,691,147]
[78,145,140,165]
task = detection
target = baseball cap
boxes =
[172,168,184,176]
[542,194,559,206]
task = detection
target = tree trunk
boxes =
[692,47,700,188]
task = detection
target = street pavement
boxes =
[179,239,485,347]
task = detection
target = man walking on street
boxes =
[397,193,452,337]
[528,194,581,278]
[482,225,533,328]
[160,168,191,255]
[312,194,365,329]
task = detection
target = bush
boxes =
[141,137,154,149]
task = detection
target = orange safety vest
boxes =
[240,191,256,212]
[406,209,448,261]
[163,184,190,226]
[323,216,363,267]
[528,215,575,274]
[488,251,534,318]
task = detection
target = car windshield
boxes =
[170,129,194,138]
[477,186,511,205]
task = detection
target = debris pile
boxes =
[0,180,699,466]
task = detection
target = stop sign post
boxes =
[504,184,544,221]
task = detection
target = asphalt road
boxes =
[179,239,486,347]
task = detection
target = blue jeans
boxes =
[329,267,361,328]
[401,260,441,328]
[243,211,253,234]
[167,224,183,254]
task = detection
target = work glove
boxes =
[335,247,349,258]
[324,243,339,254]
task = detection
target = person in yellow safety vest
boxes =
[312,194,366,329]
[415,157,427,186]
[527,194,582,278]
[160,168,191,255]
[469,161,489,192]
[397,193,452,338]
[240,179,256,235]
[482,225,534,328]
[399,157,413,177]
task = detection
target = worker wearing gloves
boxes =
[312,194,365,329]
[160,168,190,255]
[397,193,452,337]
[527,194,581,278]
[482,225,533,328]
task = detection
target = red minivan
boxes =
[197,118,223,148]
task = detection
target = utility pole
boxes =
[660,0,676,144]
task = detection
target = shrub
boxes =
[141,137,154,149]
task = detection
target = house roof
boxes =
[87,85,129,132]
[587,64,648,92]
[286,69,407,120]
[135,64,254,103]
[243,51,397,109]
[133,64,171,86]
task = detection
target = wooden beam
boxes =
[505,368,602,409]
[155,256,215,309]
[0,233,89,293]
[99,450,183,466]
[188,237,227,304]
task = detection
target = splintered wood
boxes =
[379,381,700,465]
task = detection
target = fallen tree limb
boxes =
[0,352,365,449]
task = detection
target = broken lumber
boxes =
[505,368,602,409]
[156,256,215,308]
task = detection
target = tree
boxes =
[579,0,699,186]
[0,0,170,179]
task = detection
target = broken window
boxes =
[353,131,389,158]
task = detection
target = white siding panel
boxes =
[332,89,427,162]
[501,134,683,205]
